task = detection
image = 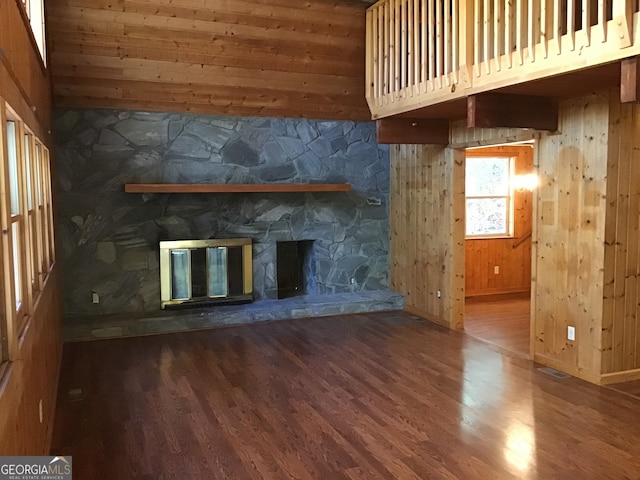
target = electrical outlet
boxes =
[38,399,43,424]
[437,290,441,298]
[92,292,100,304]
[494,265,500,274]
[567,326,576,341]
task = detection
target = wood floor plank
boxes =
[51,311,640,479]
[465,292,531,357]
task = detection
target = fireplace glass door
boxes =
[160,238,252,308]
[207,247,227,297]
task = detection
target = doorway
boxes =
[462,143,534,357]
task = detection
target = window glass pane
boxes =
[28,0,46,63]
[6,121,19,215]
[30,212,37,288]
[24,135,33,211]
[466,198,508,236]
[12,223,22,309]
[35,144,42,206]
[466,157,510,197]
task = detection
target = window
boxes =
[0,102,55,363]
[5,120,26,328]
[19,0,46,64]
[465,155,514,238]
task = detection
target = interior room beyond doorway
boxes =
[463,143,534,357]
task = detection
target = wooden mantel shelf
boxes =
[124,183,352,194]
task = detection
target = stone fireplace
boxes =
[55,109,397,336]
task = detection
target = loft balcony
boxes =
[365,0,640,125]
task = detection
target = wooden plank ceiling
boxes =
[46,0,372,120]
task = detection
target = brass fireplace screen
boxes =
[159,238,253,308]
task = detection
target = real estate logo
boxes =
[0,456,72,480]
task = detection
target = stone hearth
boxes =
[63,290,405,341]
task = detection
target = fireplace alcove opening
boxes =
[276,240,316,299]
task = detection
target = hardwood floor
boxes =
[51,311,640,479]
[464,292,531,357]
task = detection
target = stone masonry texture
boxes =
[54,109,391,317]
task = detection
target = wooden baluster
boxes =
[598,0,607,43]
[494,0,502,72]
[445,0,452,84]
[395,0,401,97]
[516,0,524,65]
[436,0,443,87]
[428,0,435,89]
[483,0,491,74]
[528,0,537,62]
[413,0,420,93]
[582,0,591,46]
[421,0,428,90]
[567,0,576,51]
[505,0,512,68]
[367,8,375,107]
[540,0,548,58]
[452,0,460,84]
[385,0,391,102]
[388,0,393,99]
[474,0,482,76]
[554,0,562,55]
[459,0,474,88]
[402,0,407,94]
[373,8,378,105]
[378,5,384,101]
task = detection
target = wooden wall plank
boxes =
[46,0,371,120]
[602,90,640,375]
[0,272,62,454]
[390,143,464,329]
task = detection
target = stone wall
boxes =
[55,109,391,317]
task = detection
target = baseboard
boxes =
[465,287,531,298]
[600,368,640,385]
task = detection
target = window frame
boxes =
[0,99,55,364]
[465,153,516,239]
[4,113,33,337]
[14,0,47,67]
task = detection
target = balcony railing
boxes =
[366,0,640,119]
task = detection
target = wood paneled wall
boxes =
[602,95,640,381]
[0,0,61,454]
[532,92,609,383]
[390,145,465,330]
[465,146,533,297]
[0,0,51,139]
[46,0,371,121]
[0,271,62,454]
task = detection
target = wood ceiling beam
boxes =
[621,57,640,103]
[467,93,559,131]
[376,118,449,145]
